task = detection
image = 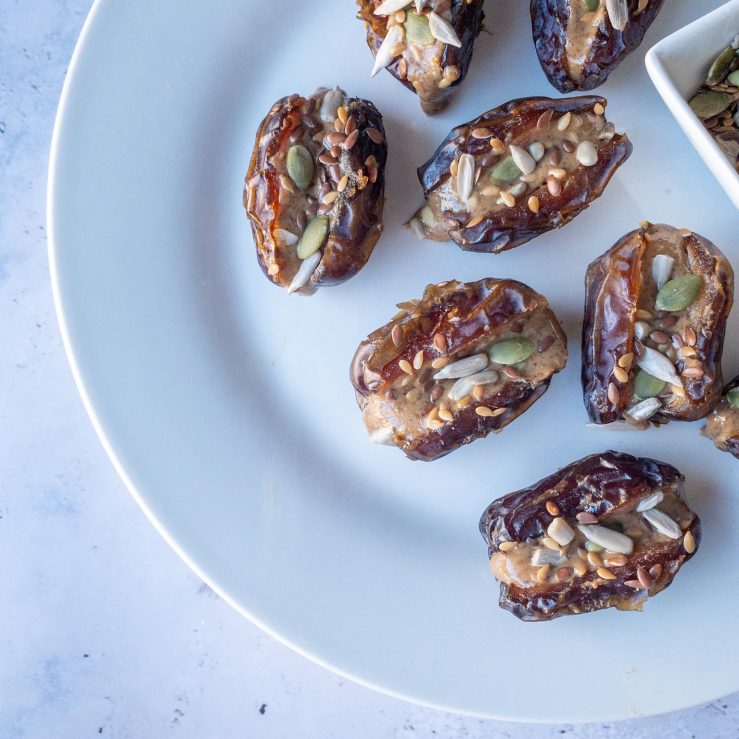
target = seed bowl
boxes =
[646,0,739,210]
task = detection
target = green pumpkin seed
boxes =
[488,337,535,365]
[706,46,736,86]
[490,156,522,184]
[582,0,600,10]
[404,10,434,45]
[287,145,314,191]
[655,274,703,312]
[727,388,739,409]
[296,216,329,260]
[633,370,666,399]
[689,91,733,120]
[727,70,739,86]
[585,541,604,553]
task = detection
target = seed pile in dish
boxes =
[350,278,568,461]
[480,451,701,621]
[410,96,631,253]
[583,223,734,426]
[356,0,485,115]
[244,87,388,295]
[688,33,739,173]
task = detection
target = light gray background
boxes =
[1,1,737,736]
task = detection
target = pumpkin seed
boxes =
[633,370,666,399]
[296,215,329,259]
[490,156,522,184]
[287,145,314,191]
[727,388,739,408]
[655,274,702,311]
[706,46,736,86]
[584,541,604,553]
[404,10,434,45]
[689,90,733,119]
[582,0,600,10]
[489,337,535,365]
[727,70,739,86]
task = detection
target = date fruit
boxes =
[702,375,739,459]
[583,223,734,426]
[244,87,388,295]
[356,0,485,115]
[350,278,568,461]
[531,0,666,93]
[480,451,701,621]
[410,96,631,253]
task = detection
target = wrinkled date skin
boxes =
[702,375,739,459]
[356,0,485,115]
[351,278,568,461]
[413,96,631,253]
[480,451,701,621]
[531,0,666,93]
[244,87,388,295]
[583,224,734,426]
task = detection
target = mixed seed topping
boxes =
[370,0,462,91]
[565,0,651,80]
[607,225,710,426]
[411,101,616,239]
[688,34,739,174]
[260,88,384,293]
[490,489,694,590]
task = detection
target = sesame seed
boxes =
[475,406,494,417]
[684,327,697,346]
[413,350,425,370]
[472,386,484,401]
[555,567,573,582]
[450,159,459,177]
[680,346,697,358]
[490,138,506,154]
[618,353,634,369]
[433,333,446,352]
[587,551,603,568]
[557,112,572,131]
[343,129,359,150]
[337,175,349,192]
[321,190,339,205]
[683,530,696,554]
[649,564,663,579]
[428,419,444,430]
[535,564,551,583]
[500,191,515,208]
[528,195,540,213]
[457,395,472,407]
[471,127,492,139]
[607,382,620,405]
[431,357,449,370]
[438,408,454,423]
[542,537,559,550]
[545,501,560,516]
[467,214,484,228]
[503,366,520,379]
[547,177,561,196]
[366,128,384,144]
[398,359,414,375]
[604,554,628,567]
[597,567,616,580]
[625,579,643,590]
[492,407,506,417]
[613,365,629,383]
[337,106,348,124]
[548,167,567,179]
[682,367,704,378]
[391,324,404,348]
[499,540,516,552]
[593,102,605,115]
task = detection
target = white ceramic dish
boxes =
[646,0,739,210]
[48,0,738,722]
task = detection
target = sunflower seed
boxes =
[320,87,345,123]
[577,524,634,554]
[287,251,320,294]
[428,11,461,47]
[433,353,488,380]
[651,254,675,290]
[642,508,681,539]
[509,145,536,175]
[547,517,575,546]
[624,397,662,422]
[457,153,475,202]
[531,548,565,567]
[635,491,664,513]
[373,0,411,15]
[606,0,629,31]
[635,346,683,388]
[275,228,299,246]
[447,369,499,401]
[371,24,404,77]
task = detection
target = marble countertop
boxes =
[1,1,737,736]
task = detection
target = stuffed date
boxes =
[702,376,739,459]
[480,450,701,621]
[356,0,485,115]
[531,0,666,93]
[583,223,734,426]
[244,87,388,295]
[410,96,631,253]
[350,278,568,461]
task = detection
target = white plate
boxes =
[49,0,739,722]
